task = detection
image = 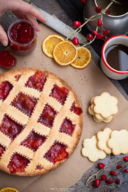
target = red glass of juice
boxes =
[8,19,37,55]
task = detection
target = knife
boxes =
[31,3,86,44]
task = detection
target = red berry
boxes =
[116,178,120,184]
[106,10,110,14]
[86,33,93,41]
[80,0,86,3]
[97,18,102,27]
[116,164,122,169]
[106,180,113,184]
[123,156,128,162]
[92,30,99,36]
[74,21,82,28]
[95,6,102,13]
[98,163,105,169]
[0,50,16,69]
[96,34,104,39]
[110,170,117,176]
[72,37,79,45]
[101,174,107,181]
[94,179,100,187]
[124,168,128,173]
[103,30,110,36]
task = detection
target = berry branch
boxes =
[70,0,120,46]
[85,156,128,188]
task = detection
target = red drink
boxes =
[8,19,37,55]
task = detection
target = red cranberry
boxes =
[103,30,110,36]
[80,0,86,3]
[96,34,104,39]
[116,178,120,184]
[116,164,122,169]
[98,163,105,169]
[95,6,102,13]
[123,156,128,162]
[0,50,16,69]
[97,18,102,27]
[86,33,93,41]
[124,168,128,173]
[110,170,117,176]
[72,37,79,45]
[92,30,99,36]
[101,174,107,181]
[74,21,81,28]
[106,180,113,184]
[94,179,100,187]
[106,10,110,14]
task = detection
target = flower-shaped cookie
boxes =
[82,136,106,162]
[88,92,118,123]
[108,129,128,155]
[93,92,118,119]
[97,128,112,154]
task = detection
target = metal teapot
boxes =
[83,0,128,35]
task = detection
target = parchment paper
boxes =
[0,24,128,192]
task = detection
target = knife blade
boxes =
[31,3,86,44]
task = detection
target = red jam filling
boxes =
[10,21,34,44]
[8,153,30,174]
[60,118,75,136]
[21,131,46,151]
[44,142,68,163]
[36,165,43,170]
[38,104,57,128]
[0,81,13,100]
[0,50,16,68]
[14,74,21,81]
[71,102,82,115]
[11,92,37,117]
[26,71,46,91]
[50,84,69,104]
[0,115,24,139]
[0,144,5,158]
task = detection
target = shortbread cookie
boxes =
[93,114,102,122]
[88,105,94,115]
[94,114,103,121]
[91,97,95,104]
[88,92,118,123]
[82,136,106,162]
[97,128,112,154]
[108,129,128,155]
[93,92,118,119]
[103,116,113,123]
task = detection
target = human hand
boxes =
[0,0,47,46]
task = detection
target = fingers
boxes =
[26,15,40,31]
[27,4,47,23]
[0,25,8,46]
[9,0,47,23]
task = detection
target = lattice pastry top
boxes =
[0,68,83,176]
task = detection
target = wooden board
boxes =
[0,24,128,192]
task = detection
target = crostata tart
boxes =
[0,68,83,176]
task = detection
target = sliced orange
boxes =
[0,187,19,192]
[71,47,91,69]
[42,34,64,58]
[53,41,77,66]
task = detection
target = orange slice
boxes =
[42,34,64,58]
[71,47,91,69]
[53,41,77,66]
[0,187,19,192]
